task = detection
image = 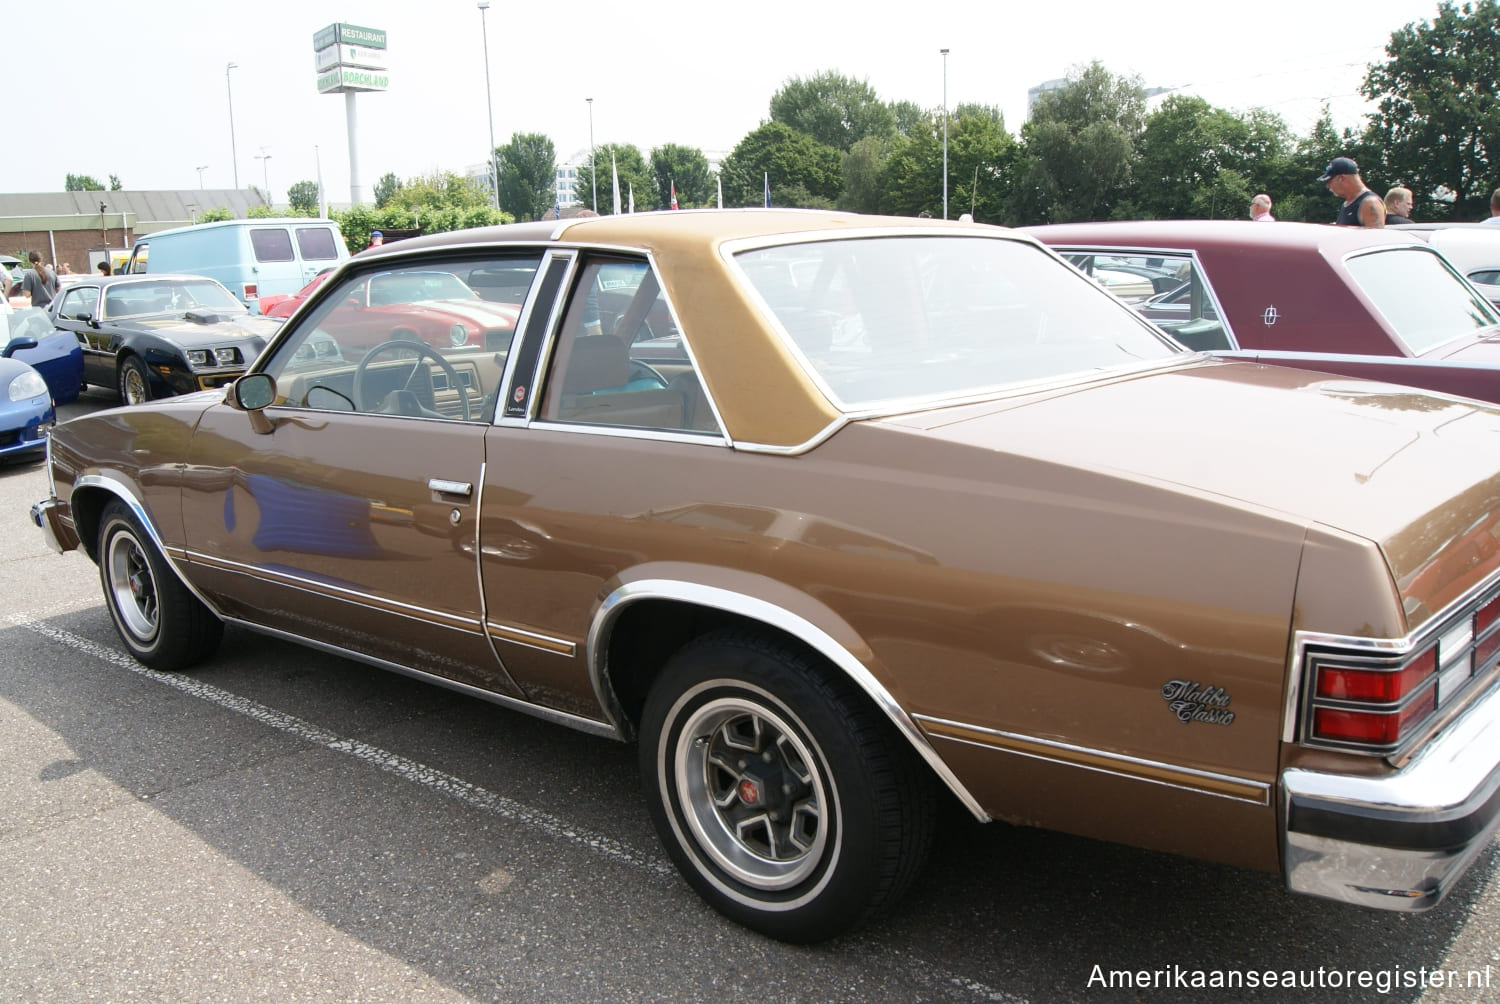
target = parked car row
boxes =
[29,211,1500,945]
[1026,220,1500,405]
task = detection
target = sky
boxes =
[10,1,1450,206]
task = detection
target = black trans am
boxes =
[47,274,282,404]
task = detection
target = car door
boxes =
[177,252,544,697]
[50,283,111,385]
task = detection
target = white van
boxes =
[125,219,348,313]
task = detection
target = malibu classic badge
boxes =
[1161,680,1236,725]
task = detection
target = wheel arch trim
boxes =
[73,473,227,621]
[590,574,990,822]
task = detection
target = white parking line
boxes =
[12,613,1025,1003]
[11,616,672,877]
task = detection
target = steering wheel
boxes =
[629,360,669,388]
[352,339,472,421]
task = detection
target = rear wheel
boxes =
[97,500,222,669]
[118,356,150,405]
[639,629,935,943]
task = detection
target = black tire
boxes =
[639,629,935,943]
[97,500,223,670]
[118,355,151,406]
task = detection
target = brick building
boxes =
[0,189,269,273]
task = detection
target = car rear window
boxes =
[251,228,295,263]
[296,227,341,261]
[1344,247,1500,355]
[734,235,1180,410]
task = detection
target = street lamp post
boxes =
[196,165,209,189]
[940,48,950,220]
[255,151,273,204]
[587,97,597,213]
[477,2,500,210]
[226,62,239,189]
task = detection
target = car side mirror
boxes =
[226,372,277,434]
[2,337,39,358]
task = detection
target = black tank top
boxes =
[1336,190,1379,226]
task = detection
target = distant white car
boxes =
[1392,223,1500,305]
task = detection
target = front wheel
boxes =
[118,355,151,405]
[97,500,223,670]
[639,629,935,943]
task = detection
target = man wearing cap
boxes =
[1320,157,1384,228]
[367,230,384,249]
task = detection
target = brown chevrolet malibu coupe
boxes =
[30,210,1500,942]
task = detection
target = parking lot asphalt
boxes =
[2,389,1499,1003]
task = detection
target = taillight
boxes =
[1303,588,1500,754]
[244,283,258,300]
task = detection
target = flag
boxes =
[670,179,679,210]
[763,172,770,208]
[611,153,621,216]
[716,176,723,209]
[554,202,561,220]
[628,184,634,214]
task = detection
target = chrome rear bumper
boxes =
[31,498,79,554]
[1283,680,1500,911]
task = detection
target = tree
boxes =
[649,144,714,209]
[109,174,122,191]
[881,106,1016,221]
[385,171,488,211]
[719,122,843,208]
[1128,96,1295,220]
[574,143,652,214]
[1361,0,1500,220]
[840,134,895,214]
[496,133,557,221]
[374,172,402,208]
[288,180,320,215]
[66,174,106,191]
[1008,62,1145,224]
[769,71,896,152]
[198,207,234,223]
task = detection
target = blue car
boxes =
[3,307,83,405]
[0,354,55,460]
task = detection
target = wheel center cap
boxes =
[737,777,763,805]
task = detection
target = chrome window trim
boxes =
[494,249,576,427]
[1283,571,1500,746]
[589,577,990,822]
[1044,243,1239,349]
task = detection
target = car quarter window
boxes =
[256,254,543,423]
[1061,250,1232,352]
[1345,248,1500,355]
[537,256,718,436]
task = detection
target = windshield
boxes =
[2,307,54,343]
[734,235,1180,410]
[102,279,247,319]
[1344,247,1500,355]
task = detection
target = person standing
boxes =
[1483,189,1500,225]
[367,229,384,249]
[1384,187,1414,225]
[1249,194,1275,221]
[1319,157,1385,228]
[20,251,58,308]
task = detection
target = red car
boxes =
[258,270,332,318]
[1026,221,1500,405]
[273,267,527,351]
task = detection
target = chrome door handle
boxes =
[428,478,473,497]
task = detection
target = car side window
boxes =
[538,257,717,435]
[295,227,340,261]
[1063,251,1232,351]
[257,254,543,424]
[250,228,295,263]
[59,286,99,320]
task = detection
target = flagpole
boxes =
[612,152,621,216]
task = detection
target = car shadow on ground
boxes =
[0,613,1486,1003]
